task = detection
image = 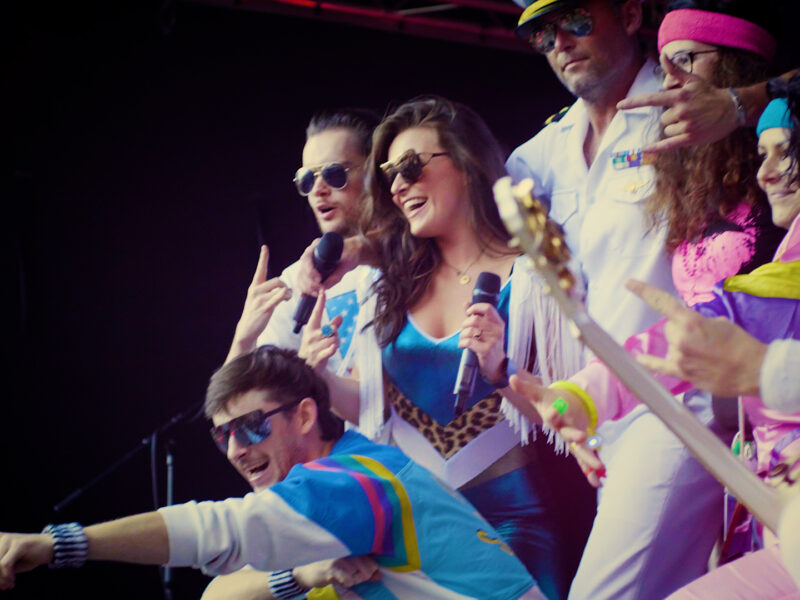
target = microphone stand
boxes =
[162,439,175,600]
[53,400,203,599]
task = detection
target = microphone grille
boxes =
[316,232,344,262]
[475,271,501,295]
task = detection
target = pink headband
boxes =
[658,9,776,62]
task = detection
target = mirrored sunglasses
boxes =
[528,8,593,54]
[210,398,302,453]
[293,163,356,196]
[380,150,450,187]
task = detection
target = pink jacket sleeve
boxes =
[570,318,694,425]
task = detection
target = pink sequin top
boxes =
[672,203,766,306]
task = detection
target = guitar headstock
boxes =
[493,176,576,294]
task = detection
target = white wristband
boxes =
[268,569,310,599]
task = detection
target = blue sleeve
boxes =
[270,460,381,557]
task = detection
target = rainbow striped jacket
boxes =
[160,431,538,599]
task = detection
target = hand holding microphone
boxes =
[453,272,505,416]
[292,232,344,334]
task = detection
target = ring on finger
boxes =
[587,434,603,451]
[321,324,336,337]
[569,441,579,454]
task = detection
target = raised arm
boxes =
[459,301,543,425]
[618,59,798,152]
[626,279,766,398]
[298,291,361,424]
[226,245,292,364]
[0,512,169,590]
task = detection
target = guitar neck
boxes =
[546,278,786,533]
[493,176,788,532]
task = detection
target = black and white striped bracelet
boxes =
[41,522,88,568]
[267,569,309,600]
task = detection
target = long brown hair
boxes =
[361,96,514,346]
[649,47,771,251]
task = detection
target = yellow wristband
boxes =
[307,585,341,600]
[549,380,598,433]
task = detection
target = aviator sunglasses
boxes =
[294,163,358,196]
[210,398,302,453]
[526,8,593,54]
[380,150,450,187]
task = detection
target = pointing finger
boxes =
[308,290,326,330]
[251,245,269,286]
[659,52,695,85]
[643,133,692,153]
[636,353,684,379]
[625,279,691,323]
[617,88,680,110]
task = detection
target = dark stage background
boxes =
[5,1,799,598]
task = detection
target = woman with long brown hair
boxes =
[303,96,587,600]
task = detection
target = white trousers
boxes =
[568,392,726,600]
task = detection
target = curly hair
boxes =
[205,345,344,441]
[360,96,515,346]
[766,73,800,187]
[648,17,773,252]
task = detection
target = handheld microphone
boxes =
[292,232,344,334]
[453,272,502,416]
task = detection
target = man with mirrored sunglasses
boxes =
[506,1,724,599]
[226,109,380,377]
[0,346,547,600]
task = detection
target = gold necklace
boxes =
[442,252,483,285]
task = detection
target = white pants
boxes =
[568,392,726,600]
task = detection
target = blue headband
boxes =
[757,98,793,136]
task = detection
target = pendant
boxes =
[459,273,471,285]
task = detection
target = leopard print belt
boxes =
[386,381,506,459]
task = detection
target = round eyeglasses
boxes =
[656,49,719,78]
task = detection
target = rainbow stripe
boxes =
[305,454,421,571]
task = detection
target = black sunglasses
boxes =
[293,163,358,196]
[210,398,302,453]
[526,8,593,54]
[380,150,450,187]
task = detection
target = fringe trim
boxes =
[355,258,585,456]
[355,269,387,440]
[501,256,585,454]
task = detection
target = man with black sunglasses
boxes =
[0,346,547,600]
[506,1,723,599]
[225,109,380,376]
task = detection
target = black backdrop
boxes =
[4,1,798,598]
